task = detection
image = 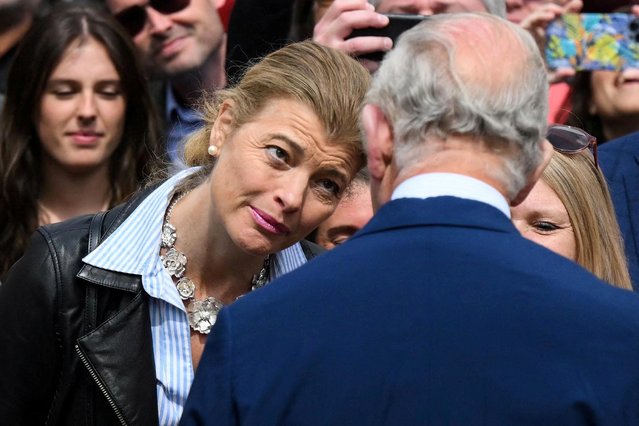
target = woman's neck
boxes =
[38,161,112,226]
[601,116,639,142]
[168,183,266,304]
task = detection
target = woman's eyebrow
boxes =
[268,132,350,181]
[268,133,305,156]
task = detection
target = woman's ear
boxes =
[209,100,235,151]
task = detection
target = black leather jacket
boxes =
[0,186,322,425]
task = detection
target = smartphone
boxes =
[545,13,639,71]
[347,14,429,62]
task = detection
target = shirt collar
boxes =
[391,173,511,218]
[165,84,202,126]
[83,168,199,276]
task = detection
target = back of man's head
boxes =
[366,13,547,200]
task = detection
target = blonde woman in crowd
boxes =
[512,125,632,289]
[0,40,370,425]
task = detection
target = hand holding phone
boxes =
[312,0,390,67]
[347,14,429,62]
[545,13,639,71]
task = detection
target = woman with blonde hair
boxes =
[512,125,632,290]
[0,40,371,425]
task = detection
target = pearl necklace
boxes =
[160,191,270,334]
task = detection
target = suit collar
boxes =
[354,197,517,241]
[391,173,511,218]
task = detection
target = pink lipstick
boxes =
[250,207,290,235]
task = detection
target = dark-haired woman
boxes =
[0,3,165,277]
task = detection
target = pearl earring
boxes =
[207,145,219,157]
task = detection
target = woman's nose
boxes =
[274,175,307,213]
[77,93,97,123]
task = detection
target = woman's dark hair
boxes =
[0,2,166,275]
[567,71,606,143]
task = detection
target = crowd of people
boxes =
[1,0,639,425]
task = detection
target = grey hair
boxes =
[365,13,548,199]
[367,0,506,18]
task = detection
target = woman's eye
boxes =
[99,90,122,99]
[533,220,560,232]
[51,88,74,98]
[98,84,123,99]
[317,179,341,197]
[266,146,289,162]
[331,236,349,246]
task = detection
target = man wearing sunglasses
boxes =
[105,0,227,168]
[182,13,639,425]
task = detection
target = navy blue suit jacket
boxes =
[181,197,639,425]
[600,133,639,288]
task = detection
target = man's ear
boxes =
[362,104,395,211]
[209,100,234,151]
[511,139,554,206]
[362,104,394,182]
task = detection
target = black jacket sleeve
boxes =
[0,230,60,424]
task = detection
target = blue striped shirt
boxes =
[83,168,309,425]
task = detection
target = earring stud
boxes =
[207,145,219,157]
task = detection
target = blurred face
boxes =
[505,0,544,24]
[589,69,639,120]
[314,181,373,249]
[209,98,358,256]
[38,37,126,174]
[377,0,487,14]
[511,178,576,260]
[105,0,225,79]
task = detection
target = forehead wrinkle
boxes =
[267,132,351,181]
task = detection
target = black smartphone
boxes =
[347,13,430,62]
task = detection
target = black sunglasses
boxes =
[546,124,598,167]
[114,0,191,36]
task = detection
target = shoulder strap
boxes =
[84,210,107,333]
[88,210,108,253]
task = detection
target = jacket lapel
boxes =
[76,269,159,425]
[620,154,639,280]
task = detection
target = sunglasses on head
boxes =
[114,0,191,37]
[546,124,598,167]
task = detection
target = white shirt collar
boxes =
[391,173,511,218]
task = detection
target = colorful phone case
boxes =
[545,13,639,71]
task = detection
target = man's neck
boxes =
[392,146,512,204]
[170,40,227,108]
